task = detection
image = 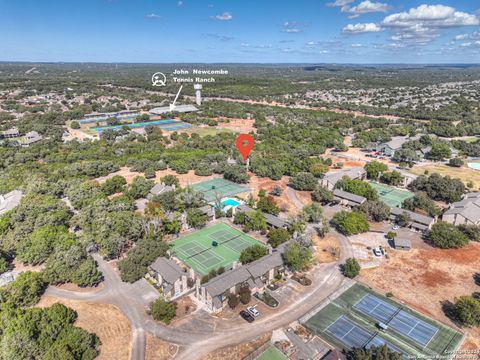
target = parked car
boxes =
[373,247,382,257]
[247,306,260,317]
[392,225,399,230]
[239,310,255,323]
[292,275,312,286]
[267,283,279,291]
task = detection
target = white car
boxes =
[247,306,260,317]
[373,247,382,257]
[392,225,399,230]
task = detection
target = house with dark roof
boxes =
[390,207,435,232]
[198,205,216,221]
[321,167,366,190]
[236,204,289,229]
[443,192,480,226]
[1,127,20,139]
[147,257,192,300]
[333,189,366,207]
[196,245,286,312]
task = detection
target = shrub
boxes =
[454,296,480,327]
[332,211,369,235]
[149,298,176,324]
[239,245,268,264]
[427,222,469,249]
[343,258,361,278]
[289,172,317,191]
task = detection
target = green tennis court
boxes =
[256,346,288,360]
[370,182,414,208]
[191,178,250,202]
[171,223,262,276]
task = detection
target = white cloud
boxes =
[454,31,480,41]
[351,43,363,47]
[381,5,479,47]
[327,0,355,8]
[343,23,383,34]
[282,21,304,33]
[210,12,233,21]
[145,13,161,19]
[455,34,469,40]
[382,5,479,28]
[344,1,391,16]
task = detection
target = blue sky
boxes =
[0,0,479,63]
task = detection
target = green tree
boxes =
[186,208,207,229]
[335,177,378,201]
[160,175,179,187]
[343,258,361,278]
[348,345,402,360]
[0,271,46,307]
[359,200,390,222]
[238,285,251,305]
[101,175,126,195]
[70,121,80,129]
[427,222,469,249]
[227,293,239,309]
[244,210,268,232]
[283,242,313,271]
[427,143,452,161]
[239,244,268,264]
[312,185,334,204]
[289,172,317,191]
[149,298,176,324]
[256,196,280,215]
[364,161,388,180]
[267,228,291,248]
[449,158,464,168]
[332,211,369,235]
[380,171,404,186]
[454,296,480,327]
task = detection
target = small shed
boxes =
[394,237,412,251]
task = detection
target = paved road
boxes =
[46,188,353,360]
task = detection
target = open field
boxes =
[256,346,288,360]
[410,164,480,189]
[200,332,272,360]
[312,232,340,263]
[36,295,132,360]
[171,222,263,276]
[145,335,178,360]
[359,242,480,350]
[304,284,462,357]
[185,126,233,137]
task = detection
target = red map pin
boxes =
[236,134,254,161]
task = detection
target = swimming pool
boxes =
[221,198,241,207]
[468,163,480,170]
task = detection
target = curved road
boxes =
[47,188,353,360]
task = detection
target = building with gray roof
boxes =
[149,104,198,115]
[376,135,421,157]
[236,204,289,228]
[147,183,175,200]
[333,189,366,207]
[321,167,366,190]
[390,207,435,232]
[20,131,43,147]
[148,257,191,300]
[197,245,286,312]
[443,192,480,226]
[0,190,23,214]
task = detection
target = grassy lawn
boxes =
[256,347,288,360]
[410,164,480,189]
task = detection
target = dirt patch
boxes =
[359,242,480,349]
[95,167,144,184]
[154,169,221,188]
[200,332,272,360]
[36,295,132,360]
[145,335,178,360]
[54,282,104,293]
[169,296,197,327]
[12,259,44,273]
[215,117,256,134]
[312,232,339,263]
[248,174,298,215]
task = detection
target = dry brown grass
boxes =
[145,335,178,360]
[36,295,132,360]
[410,164,480,189]
[200,332,272,360]
[312,232,340,263]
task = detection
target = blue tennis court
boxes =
[326,316,373,349]
[92,119,193,133]
[355,294,438,347]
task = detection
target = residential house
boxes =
[443,192,480,226]
[147,183,175,200]
[376,135,420,157]
[1,127,20,139]
[20,131,42,147]
[333,189,366,207]
[0,190,23,214]
[390,207,435,232]
[198,205,216,221]
[321,167,366,190]
[147,257,191,300]
[196,246,285,312]
[236,204,289,229]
